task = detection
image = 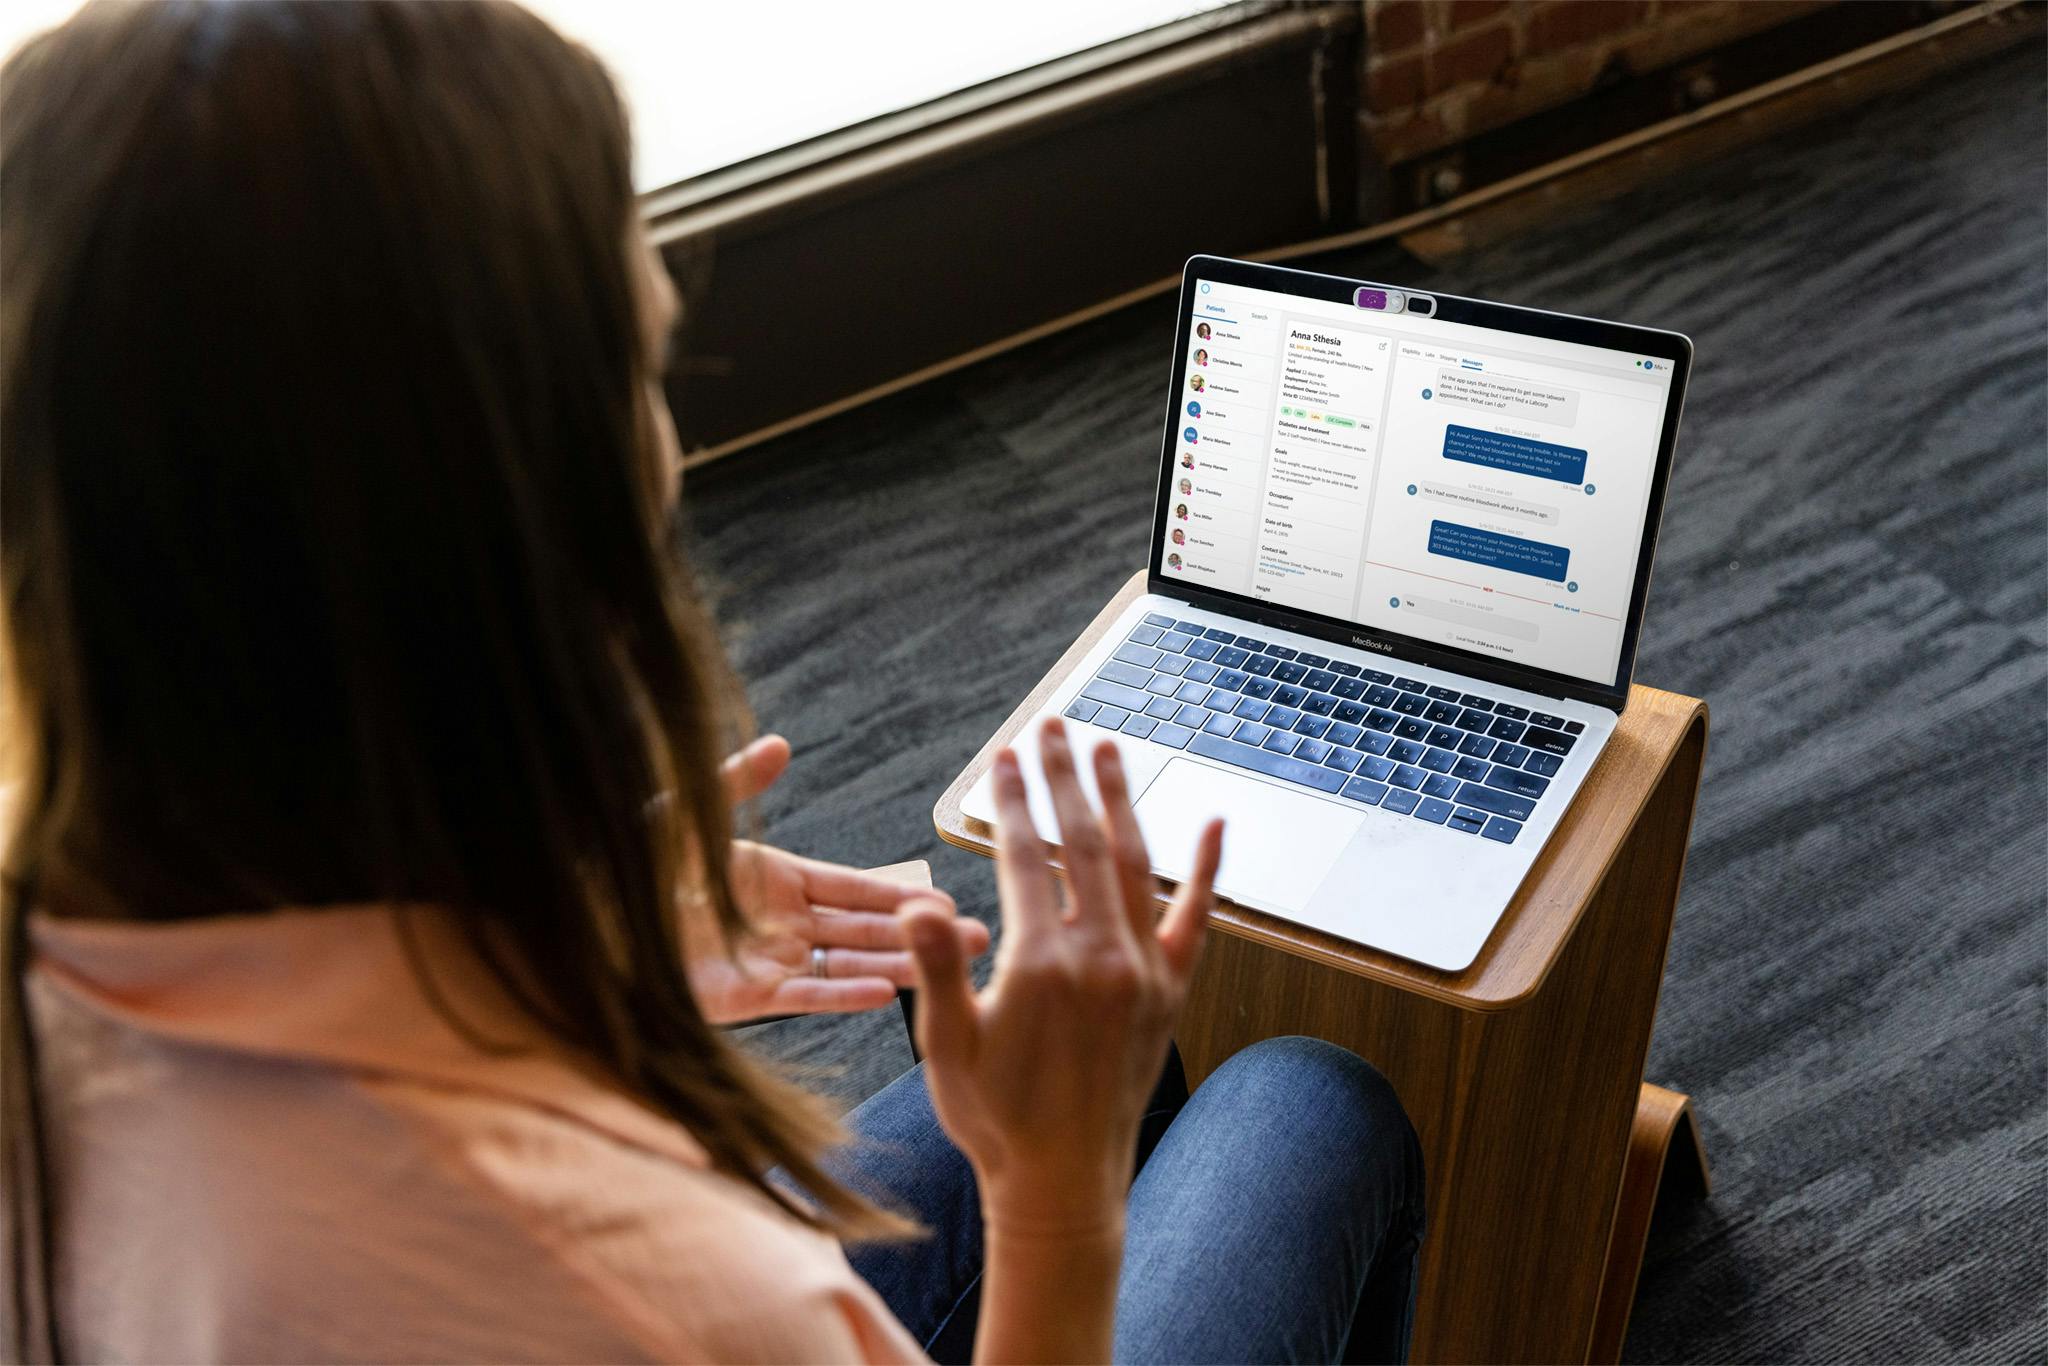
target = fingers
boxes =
[1091,741,1162,942]
[903,895,980,1069]
[767,976,899,1016]
[809,908,990,957]
[720,735,792,807]
[1158,818,1223,979]
[1035,718,1125,937]
[991,748,1059,940]
[797,859,955,916]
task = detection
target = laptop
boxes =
[962,255,1691,972]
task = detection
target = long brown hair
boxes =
[1,3,892,1357]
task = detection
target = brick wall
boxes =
[1362,0,1836,166]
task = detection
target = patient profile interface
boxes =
[1163,278,1674,686]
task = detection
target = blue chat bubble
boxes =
[1428,520,1570,583]
[1442,424,1587,485]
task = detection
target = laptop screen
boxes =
[1155,260,1687,697]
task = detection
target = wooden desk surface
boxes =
[935,570,1707,1011]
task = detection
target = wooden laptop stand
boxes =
[934,570,1711,1364]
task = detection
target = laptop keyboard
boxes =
[1061,613,1587,845]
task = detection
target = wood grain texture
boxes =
[1589,1085,1713,1365]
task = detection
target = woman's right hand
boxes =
[902,716,1223,1234]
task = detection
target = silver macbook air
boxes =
[962,255,1692,971]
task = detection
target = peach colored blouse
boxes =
[28,907,929,1364]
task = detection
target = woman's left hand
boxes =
[685,737,989,1025]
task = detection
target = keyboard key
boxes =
[1236,722,1273,747]
[1121,714,1157,739]
[1326,722,1364,748]
[1212,669,1249,692]
[1333,700,1368,725]
[1563,719,1585,735]
[1394,677,1426,692]
[1414,796,1453,824]
[1264,645,1298,662]
[1185,660,1220,683]
[1303,669,1338,692]
[1324,748,1363,774]
[1205,628,1237,643]
[1273,684,1309,708]
[1083,679,1150,711]
[1114,643,1163,669]
[1243,676,1278,699]
[1382,788,1421,814]
[1273,661,1308,684]
[1175,703,1209,727]
[1427,725,1463,751]
[1296,653,1330,669]
[1189,733,1346,793]
[1158,631,1193,652]
[1391,693,1428,716]
[1176,619,1207,635]
[1203,713,1239,738]
[1302,692,1338,716]
[1340,777,1388,806]
[1388,740,1424,765]
[1453,756,1490,782]
[1494,702,1529,720]
[1295,738,1333,765]
[1154,654,1190,677]
[1425,686,1461,703]
[1234,697,1270,722]
[1142,613,1175,628]
[1421,773,1459,799]
[1332,677,1367,700]
[1203,691,1238,713]
[1486,766,1550,799]
[1456,782,1535,822]
[1145,697,1180,720]
[1128,625,1164,646]
[1457,733,1498,760]
[1153,723,1196,750]
[1184,639,1220,661]
[1447,807,1488,835]
[1245,654,1278,677]
[1099,660,1151,688]
[1093,705,1130,730]
[1529,711,1567,730]
[1330,661,1362,677]
[1265,706,1303,730]
[1364,685,1399,708]
[1360,668,1394,684]
[1065,698,1101,723]
[1175,681,1211,705]
[1364,709,1398,733]
[1389,764,1425,791]
[1420,747,1458,773]
[1393,719,1430,742]
[1522,726,1576,757]
[1361,755,1396,781]
[1481,815,1522,844]
[1424,700,1460,725]
[1215,646,1250,669]
[1488,716,1526,741]
[1458,694,1494,711]
[1262,730,1300,756]
[1493,742,1531,768]
[1293,714,1331,739]
[1233,635,1268,651]
[1454,708,1493,733]
[1524,751,1562,777]
[1145,675,1180,697]
[1358,732,1392,756]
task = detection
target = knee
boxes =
[1203,1037,1423,1193]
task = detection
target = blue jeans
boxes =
[828,1036,1426,1364]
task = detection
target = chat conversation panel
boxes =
[1432,370,1581,426]
[1428,520,1570,583]
[1441,424,1587,485]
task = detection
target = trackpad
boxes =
[1134,759,1363,912]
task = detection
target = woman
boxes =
[1,3,1424,1362]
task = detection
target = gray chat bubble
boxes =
[1432,369,1581,426]
[1417,481,1560,526]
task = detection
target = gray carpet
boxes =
[694,44,2047,1364]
